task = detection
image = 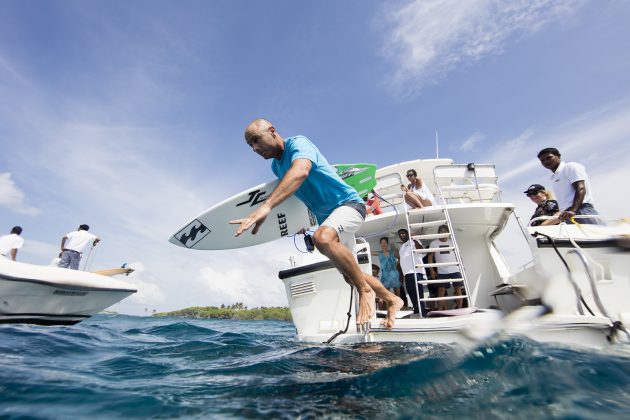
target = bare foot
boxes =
[381,296,404,328]
[356,288,376,325]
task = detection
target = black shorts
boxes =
[437,272,463,288]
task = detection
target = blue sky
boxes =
[1,0,629,314]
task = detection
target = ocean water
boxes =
[1,315,629,419]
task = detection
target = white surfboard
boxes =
[169,179,316,250]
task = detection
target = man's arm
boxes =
[427,252,436,278]
[231,158,312,236]
[10,248,17,261]
[58,236,67,258]
[559,180,586,221]
[93,237,101,246]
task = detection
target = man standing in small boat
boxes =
[537,148,599,224]
[59,224,100,270]
[231,119,404,328]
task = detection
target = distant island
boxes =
[153,303,292,321]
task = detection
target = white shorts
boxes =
[319,205,365,251]
[413,190,429,200]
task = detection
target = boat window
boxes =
[493,213,535,273]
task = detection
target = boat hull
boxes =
[0,258,137,325]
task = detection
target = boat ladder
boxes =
[401,162,502,315]
[404,206,472,315]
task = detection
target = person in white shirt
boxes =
[0,226,24,261]
[396,228,428,316]
[400,168,436,209]
[428,225,464,310]
[59,224,100,270]
[537,147,599,224]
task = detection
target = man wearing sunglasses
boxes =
[232,119,404,328]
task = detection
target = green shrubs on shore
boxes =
[153,303,292,321]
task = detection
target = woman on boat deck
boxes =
[373,237,400,298]
[525,184,561,226]
[401,169,435,209]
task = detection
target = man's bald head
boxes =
[245,118,273,142]
[244,118,284,160]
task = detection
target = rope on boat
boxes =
[359,190,401,240]
[561,221,606,287]
[82,245,97,271]
[534,230,630,343]
[533,231,594,316]
[324,285,354,344]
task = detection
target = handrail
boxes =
[567,249,613,320]
[373,172,406,210]
[433,163,500,204]
[528,214,609,227]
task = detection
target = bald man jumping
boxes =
[231,119,403,328]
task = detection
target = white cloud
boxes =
[0,53,30,86]
[190,243,294,308]
[459,132,485,151]
[489,100,630,219]
[20,239,58,261]
[0,172,40,216]
[383,0,582,94]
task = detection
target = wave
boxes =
[1,315,629,418]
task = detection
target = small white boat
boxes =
[279,159,630,348]
[0,257,137,325]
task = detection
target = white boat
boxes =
[279,159,630,348]
[0,257,137,325]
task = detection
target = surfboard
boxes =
[169,179,316,250]
[93,268,135,276]
[169,163,377,251]
[335,163,377,198]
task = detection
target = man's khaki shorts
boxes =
[320,205,365,252]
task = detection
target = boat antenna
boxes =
[435,131,439,159]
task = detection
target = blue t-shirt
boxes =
[271,135,361,224]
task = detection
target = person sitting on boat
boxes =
[0,226,24,261]
[428,225,464,310]
[365,189,383,216]
[537,147,600,224]
[400,169,435,209]
[396,228,428,317]
[232,119,404,328]
[524,184,561,226]
[59,224,100,270]
[372,237,400,298]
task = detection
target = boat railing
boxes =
[433,163,501,204]
[567,249,613,320]
[372,172,406,211]
[528,214,612,228]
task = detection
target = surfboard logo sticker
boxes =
[338,167,368,180]
[277,213,288,237]
[236,189,269,207]
[174,219,211,248]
